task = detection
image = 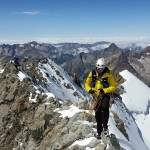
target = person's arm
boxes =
[85,71,95,93]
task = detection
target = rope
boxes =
[86,90,103,115]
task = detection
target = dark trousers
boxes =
[95,94,110,135]
[14,62,20,71]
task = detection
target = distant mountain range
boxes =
[0,41,150,87]
[63,43,150,88]
[0,41,149,60]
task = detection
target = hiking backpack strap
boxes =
[92,69,97,82]
[91,69,97,87]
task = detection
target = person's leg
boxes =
[103,109,109,130]
[100,95,110,130]
[14,64,18,71]
[95,106,103,136]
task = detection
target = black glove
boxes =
[99,89,104,94]
[89,89,96,94]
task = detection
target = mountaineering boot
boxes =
[103,128,109,137]
[96,134,101,139]
[95,133,101,139]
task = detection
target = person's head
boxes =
[96,58,105,73]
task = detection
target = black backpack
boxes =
[91,67,110,88]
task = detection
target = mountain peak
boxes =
[104,43,122,53]
[28,41,38,45]
[109,43,120,49]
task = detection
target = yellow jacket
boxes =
[84,67,116,97]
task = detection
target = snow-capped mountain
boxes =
[0,57,150,149]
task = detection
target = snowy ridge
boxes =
[110,99,148,150]
[120,70,150,149]
[38,59,90,102]
[17,59,90,103]
[12,60,150,149]
[120,70,150,114]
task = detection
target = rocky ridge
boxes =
[0,58,122,150]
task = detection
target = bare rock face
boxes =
[0,58,122,150]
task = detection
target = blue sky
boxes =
[0,0,150,43]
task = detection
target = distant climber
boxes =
[12,55,21,71]
[72,72,82,88]
[84,58,116,139]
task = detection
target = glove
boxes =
[89,89,96,94]
[99,89,104,94]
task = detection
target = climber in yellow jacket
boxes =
[85,58,116,139]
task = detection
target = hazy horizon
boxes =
[1,0,150,44]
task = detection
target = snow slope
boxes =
[17,59,90,103]
[120,70,150,149]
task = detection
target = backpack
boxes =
[91,67,110,88]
